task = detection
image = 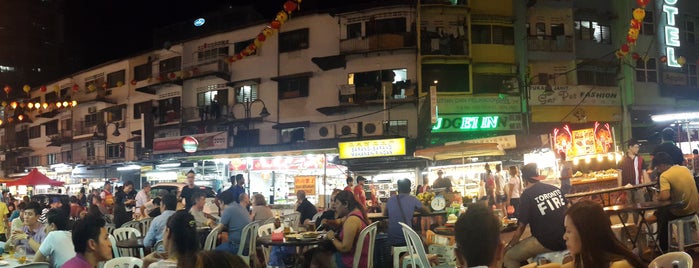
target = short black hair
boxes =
[152,197,161,206]
[187,170,196,175]
[217,190,234,205]
[25,201,42,216]
[653,151,674,166]
[162,194,177,211]
[229,175,236,184]
[454,204,501,267]
[235,174,244,183]
[346,176,353,184]
[46,208,70,231]
[662,127,676,142]
[17,202,26,211]
[192,191,206,202]
[397,179,411,193]
[123,180,134,187]
[72,214,106,254]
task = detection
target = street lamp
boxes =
[231,98,270,146]
[92,122,122,166]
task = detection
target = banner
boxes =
[529,85,620,106]
[436,95,521,114]
[338,138,406,159]
[153,132,227,154]
[294,176,316,195]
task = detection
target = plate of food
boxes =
[284,234,303,240]
[0,260,8,266]
[446,214,458,224]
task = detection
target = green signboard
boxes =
[431,114,523,133]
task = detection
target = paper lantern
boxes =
[678,56,686,66]
[627,35,637,44]
[63,101,69,107]
[257,33,266,42]
[40,85,47,92]
[19,102,25,108]
[284,1,297,13]
[630,19,641,30]
[22,85,30,93]
[71,100,78,107]
[236,54,243,60]
[632,52,640,60]
[27,103,34,109]
[117,81,124,87]
[72,84,79,91]
[636,0,650,7]
[56,102,62,108]
[620,44,630,53]
[633,8,645,21]
[276,11,288,23]
[88,84,96,91]
[130,80,137,85]
[660,56,667,63]
[42,103,48,109]
[34,102,40,108]
[262,27,274,37]
[10,101,17,109]
[3,86,11,95]
[628,28,639,39]
[271,20,281,29]
[253,38,262,48]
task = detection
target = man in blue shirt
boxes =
[385,178,427,246]
[216,192,251,254]
[143,194,177,248]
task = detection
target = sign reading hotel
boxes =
[662,0,681,68]
[294,176,316,195]
[529,85,620,106]
[338,138,406,159]
[431,114,523,133]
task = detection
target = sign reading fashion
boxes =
[662,0,681,67]
[338,138,406,159]
[529,85,620,106]
[431,114,523,133]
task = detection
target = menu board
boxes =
[572,128,596,156]
[294,176,316,195]
[594,122,613,154]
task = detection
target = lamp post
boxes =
[92,121,121,165]
[231,98,270,146]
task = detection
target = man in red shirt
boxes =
[343,176,353,193]
[353,176,367,208]
[100,181,114,214]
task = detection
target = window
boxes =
[134,63,152,81]
[61,119,71,133]
[107,142,125,159]
[636,58,657,82]
[387,120,408,137]
[86,142,95,159]
[84,73,105,93]
[159,56,181,74]
[45,120,58,136]
[536,23,546,36]
[278,77,309,99]
[641,10,654,35]
[158,97,181,124]
[45,92,57,103]
[473,74,517,94]
[574,20,611,44]
[279,28,309,53]
[235,85,257,103]
[47,153,57,165]
[134,141,143,159]
[197,47,228,62]
[577,71,616,86]
[550,24,565,37]
[133,101,150,120]
[107,70,125,88]
[62,151,71,163]
[472,25,514,44]
[347,23,362,39]
[234,39,256,56]
[422,64,470,93]
[686,19,696,44]
[30,156,41,166]
[29,126,41,139]
[197,89,228,107]
[107,109,122,123]
[687,63,698,87]
[84,113,98,127]
[366,18,406,36]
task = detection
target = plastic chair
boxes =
[353,221,379,268]
[153,240,165,253]
[392,246,408,268]
[121,220,141,231]
[108,234,120,258]
[282,212,301,231]
[261,217,276,226]
[399,222,432,268]
[203,224,223,251]
[668,214,699,251]
[238,221,260,266]
[104,257,144,268]
[311,212,323,223]
[106,224,116,235]
[649,251,693,268]
[140,217,153,234]
[14,263,50,268]
[258,222,276,237]
[113,227,143,258]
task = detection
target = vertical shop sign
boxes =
[662,0,681,67]
[294,176,316,195]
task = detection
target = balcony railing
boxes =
[420,34,469,56]
[340,33,415,54]
[182,105,230,122]
[73,121,98,136]
[528,35,573,52]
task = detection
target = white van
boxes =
[149,183,219,216]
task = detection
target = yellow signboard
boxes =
[294,176,316,195]
[338,138,406,159]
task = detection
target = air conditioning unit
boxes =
[88,106,97,114]
[362,121,384,136]
[308,124,336,140]
[336,122,358,138]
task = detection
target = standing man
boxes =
[179,170,198,211]
[504,163,566,268]
[100,181,114,214]
[558,152,573,196]
[62,215,113,268]
[619,140,649,205]
[296,190,317,228]
[353,176,367,208]
[494,164,508,211]
[216,193,251,254]
[135,182,151,217]
[343,176,354,193]
[385,178,427,246]
[230,174,246,204]
[432,170,452,192]
[653,152,699,252]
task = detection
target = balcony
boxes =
[182,57,231,81]
[340,33,416,54]
[181,105,230,123]
[528,35,573,52]
[73,121,98,137]
[420,34,469,56]
[156,107,182,125]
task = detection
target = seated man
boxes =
[454,203,504,268]
[143,194,177,248]
[34,209,76,268]
[504,163,566,268]
[216,193,251,254]
[62,214,113,268]
[6,201,46,254]
[385,178,428,246]
[189,191,216,228]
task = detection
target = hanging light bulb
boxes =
[10,101,17,109]
[56,102,62,108]
[17,114,24,121]
[71,100,77,107]
[0,119,3,126]
[34,102,40,109]
[62,101,69,107]
[42,103,48,109]
[27,103,34,109]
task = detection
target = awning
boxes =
[272,121,310,130]
[414,142,504,161]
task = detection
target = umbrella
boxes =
[414,142,505,161]
[5,168,64,187]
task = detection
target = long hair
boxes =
[334,190,367,221]
[566,201,645,268]
[166,210,200,268]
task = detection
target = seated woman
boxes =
[562,200,645,268]
[251,194,274,222]
[34,209,76,268]
[315,190,370,268]
[142,210,200,268]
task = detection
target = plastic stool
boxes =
[392,246,407,268]
[668,214,699,251]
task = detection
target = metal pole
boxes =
[323,153,327,208]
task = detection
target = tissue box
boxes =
[271,231,284,241]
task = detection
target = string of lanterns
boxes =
[225,0,302,63]
[0,84,79,125]
[618,0,686,66]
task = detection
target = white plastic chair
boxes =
[238,221,260,266]
[108,234,120,258]
[203,224,223,251]
[399,222,432,268]
[121,220,141,231]
[140,217,153,235]
[113,227,143,258]
[104,256,144,268]
[258,222,276,237]
[353,221,379,268]
[649,251,693,268]
[106,224,116,235]
[282,212,301,231]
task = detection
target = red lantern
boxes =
[72,84,79,91]
[632,52,640,60]
[630,19,641,30]
[627,35,636,44]
[271,20,281,29]
[236,54,243,60]
[169,72,176,79]
[102,82,108,89]
[257,33,266,42]
[156,75,163,81]
[130,80,137,85]
[660,56,668,63]
[40,85,47,92]
[248,44,257,51]
[3,86,10,95]
[284,0,297,13]
[636,0,650,7]
[620,44,630,53]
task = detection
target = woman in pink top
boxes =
[317,191,370,268]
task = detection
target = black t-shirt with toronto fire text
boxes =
[518,182,567,251]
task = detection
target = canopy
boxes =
[5,168,64,187]
[414,142,505,161]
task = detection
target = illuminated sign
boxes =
[662,0,681,67]
[338,138,406,159]
[294,176,316,195]
[181,136,199,153]
[193,18,206,27]
[431,114,523,133]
